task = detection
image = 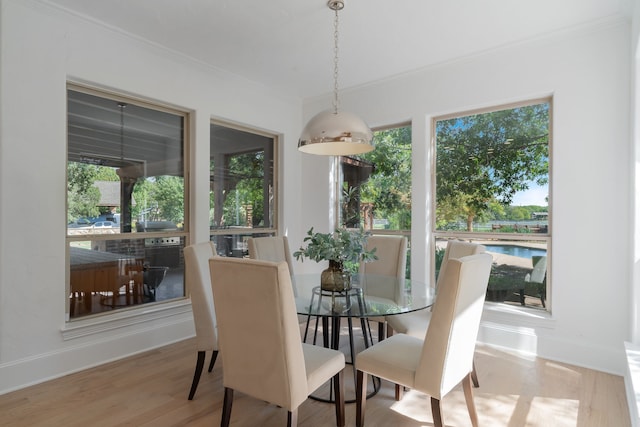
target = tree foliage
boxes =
[67,163,101,222]
[211,151,268,227]
[67,161,187,226]
[435,103,549,231]
[358,126,412,229]
[150,176,184,223]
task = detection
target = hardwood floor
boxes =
[0,334,630,426]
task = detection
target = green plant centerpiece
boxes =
[294,227,378,292]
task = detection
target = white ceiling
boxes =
[40,0,632,99]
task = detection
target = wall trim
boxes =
[0,303,195,395]
[479,315,626,376]
[62,299,193,340]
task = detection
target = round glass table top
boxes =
[294,273,435,318]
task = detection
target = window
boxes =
[433,99,551,310]
[339,124,412,276]
[209,121,277,256]
[66,86,188,318]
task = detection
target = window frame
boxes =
[337,122,413,276]
[65,83,191,319]
[431,97,552,311]
[208,119,279,253]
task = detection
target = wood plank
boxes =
[0,337,630,427]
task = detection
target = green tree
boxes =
[436,103,549,231]
[67,162,101,222]
[212,151,267,227]
[150,176,184,223]
[95,167,119,181]
[358,126,412,229]
[132,178,154,222]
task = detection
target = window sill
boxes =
[61,299,192,341]
[481,301,555,329]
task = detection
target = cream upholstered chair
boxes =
[247,235,307,325]
[355,253,493,427]
[359,235,407,341]
[209,257,346,427]
[386,239,486,388]
[184,241,219,400]
[247,235,296,289]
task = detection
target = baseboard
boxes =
[625,342,640,427]
[0,311,195,395]
[478,319,626,375]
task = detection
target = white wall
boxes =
[303,21,632,374]
[0,0,303,394]
[0,0,633,395]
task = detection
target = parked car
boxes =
[68,218,93,228]
[92,221,116,228]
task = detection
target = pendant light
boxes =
[298,0,374,156]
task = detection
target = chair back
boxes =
[247,236,296,288]
[209,257,308,411]
[415,253,492,399]
[436,240,486,289]
[528,255,547,284]
[184,241,218,352]
[247,235,294,265]
[360,235,407,278]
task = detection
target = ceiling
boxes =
[41,0,632,99]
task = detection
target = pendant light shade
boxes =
[298,0,374,156]
[298,110,374,155]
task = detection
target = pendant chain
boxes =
[332,7,340,115]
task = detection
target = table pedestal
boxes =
[303,286,381,403]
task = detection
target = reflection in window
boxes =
[210,122,276,257]
[66,86,188,318]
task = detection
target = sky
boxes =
[511,183,548,206]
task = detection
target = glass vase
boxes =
[320,260,351,292]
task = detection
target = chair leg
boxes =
[333,370,345,427]
[221,387,233,427]
[188,351,206,400]
[462,373,479,427]
[356,370,367,427]
[208,350,219,372]
[378,321,386,342]
[287,409,298,427]
[471,359,480,388]
[394,383,404,401]
[430,397,443,427]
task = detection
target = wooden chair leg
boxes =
[394,383,404,401]
[430,397,443,427]
[356,370,367,427]
[188,351,206,400]
[333,370,345,426]
[463,373,479,427]
[471,359,480,388]
[221,387,233,427]
[287,409,298,427]
[208,350,219,372]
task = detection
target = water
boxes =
[485,244,547,259]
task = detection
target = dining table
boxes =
[69,246,142,315]
[293,273,435,402]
